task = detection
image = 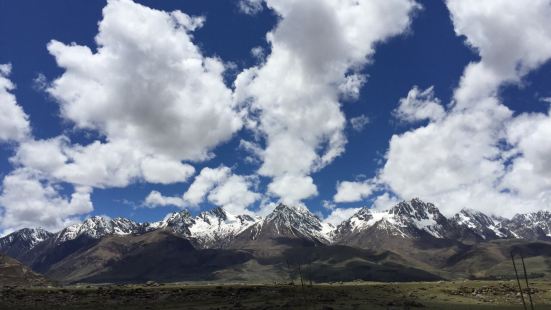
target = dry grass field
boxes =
[2,280,551,309]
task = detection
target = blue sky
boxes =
[1,0,551,233]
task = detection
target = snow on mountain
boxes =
[385,199,449,238]
[451,209,511,239]
[501,211,551,240]
[242,204,333,244]
[55,216,143,243]
[189,207,260,248]
[148,210,195,236]
[4,199,551,257]
[0,228,53,253]
[147,207,260,248]
[335,199,451,240]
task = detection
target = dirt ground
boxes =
[1,280,550,309]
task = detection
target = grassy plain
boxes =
[1,280,551,309]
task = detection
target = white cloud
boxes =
[235,0,419,204]
[13,138,195,188]
[371,0,551,217]
[393,86,445,123]
[350,115,370,132]
[339,73,367,101]
[447,0,551,107]
[2,0,255,231]
[324,207,361,226]
[238,0,264,15]
[140,157,195,185]
[207,174,261,215]
[182,166,233,206]
[144,166,260,215]
[47,0,242,162]
[371,192,400,211]
[322,200,336,210]
[268,174,318,205]
[250,46,265,62]
[0,64,31,143]
[334,180,375,203]
[0,168,92,233]
[144,191,185,208]
[502,107,551,198]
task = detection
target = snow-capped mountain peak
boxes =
[253,203,331,243]
[335,199,450,240]
[0,228,52,250]
[55,216,142,243]
[452,208,509,239]
[189,207,260,248]
[502,211,551,240]
[148,210,194,235]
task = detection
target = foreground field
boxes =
[1,280,551,309]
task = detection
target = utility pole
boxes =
[511,251,527,310]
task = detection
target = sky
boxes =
[0,0,551,234]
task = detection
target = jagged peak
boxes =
[351,207,373,220]
[266,203,318,222]
[458,208,497,224]
[388,198,440,218]
[1,227,52,244]
[197,206,228,223]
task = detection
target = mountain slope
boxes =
[451,209,513,240]
[334,199,477,243]
[148,207,260,248]
[0,254,53,287]
[501,211,551,240]
[231,204,333,250]
[55,216,144,243]
[189,207,260,248]
[0,228,53,260]
[45,230,253,284]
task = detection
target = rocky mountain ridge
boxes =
[2,199,551,284]
[2,199,551,255]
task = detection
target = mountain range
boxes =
[2,198,551,284]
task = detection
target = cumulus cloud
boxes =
[1,0,248,231]
[447,0,551,107]
[0,169,92,233]
[502,107,551,199]
[393,86,445,123]
[182,166,234,206]
[350,115,370,132]
[238,0,264,15]
[267,174,318,205]
[140,157,195,185]
[235,0,419,204]
[339,73,367,101]
[324,207,361,226]
[144,191,185,208]
[13,138,195,188]
[144,166,260,215]
[370,0,551,217]
[47,0,242,162]
[322,200,336,210]
[334,180,375,203]
[0,64,31,143]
